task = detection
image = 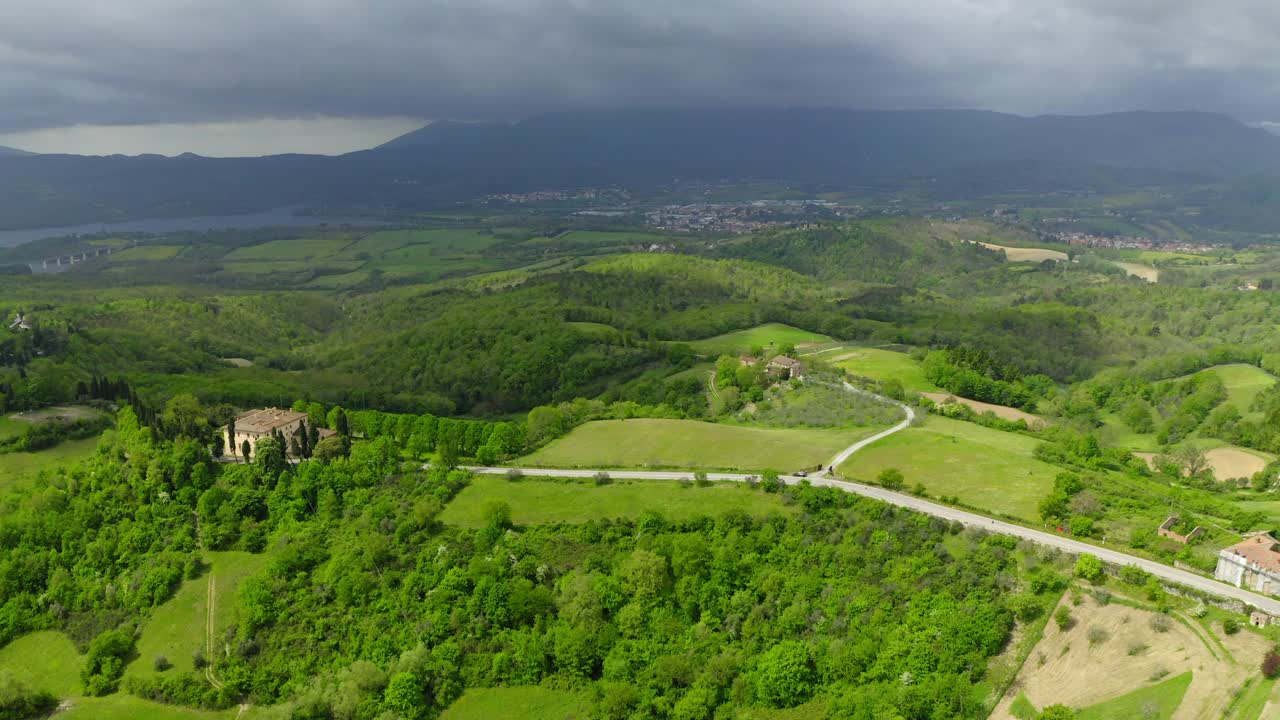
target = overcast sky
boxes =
[3,0,1280,156]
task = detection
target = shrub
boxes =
[1263,651,1280,679]
[1127,641,1149,656]
[761,470,782,494]
[1008,594,1045,622]
[1087,625,1109,646]
[0,674,57,720]
[1150,615,1171,633]
[693,471,711,487]
[1038,705,1076,720]
[910,483,927,496]
[876,468,905,490]
[1069,515,1095,538]
[1119,565,1151,585]
[154,654,170,672]
[1190,603,1208,618]
[482,500,513,529]
[192,649,207,669]
[1223,618,1240,635]
[505,468,523,482]
[1055,606,1073,631]
[1074,554,1104,583]
[593,471,612,486]
[80,629,133,696]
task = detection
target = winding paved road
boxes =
[467,382,1280,616]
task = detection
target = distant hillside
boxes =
[375,108,1280,182]
[2,108,1280,229]
[0,145,32,157]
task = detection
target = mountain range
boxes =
[2,108,1280,230]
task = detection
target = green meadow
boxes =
[1197,364,1276,421]
[520,418,862,472]
[1076,672,1192,720]
[0,630,81,697]
[833,347,938,392]
[686,323,833,357]
[439,687,588,720]
[838,416,1057,520]
[127,550,272,681]
[0,435,101,493]
[441,474,792,527]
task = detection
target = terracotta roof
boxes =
[770,355,801,368]
[1223,533,1280,574]
[232,408,308,434]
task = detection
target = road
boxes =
[466,381,1280,615]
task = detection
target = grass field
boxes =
[441,475,792,527]
[8,404,105,425]
[127,550,272,681]
[838,416,1057,520]
[60,697,240,720]
[439,687,587,720]
[0,414,25,439]
[566,321,618,338]
[686,324,833,357]
[220,259,365,275]
[832,347,938,392]
[0,435,100,493]
[1226,677,1277,720]
[107,245,183,262]
[1098,412,1161,452]
[224,236,353,261]
[1198,364,1276,421]
[1075,672,1191,720]
[0,630,81,697]
[519,418,861,472]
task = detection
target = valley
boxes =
[6,213,1280,720]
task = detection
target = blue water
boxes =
[0,207,384,249]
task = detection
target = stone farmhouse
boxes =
[1215,533,1280,596]
[223,407,333,460]
[768,355,804,379]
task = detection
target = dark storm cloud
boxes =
[5,0,1280,132]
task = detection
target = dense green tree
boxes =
[755,641,814,708]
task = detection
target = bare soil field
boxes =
[976,242,1069,263]
[922,392,1045,426]
[991,596,1268,720]
[1134,448,1268,482]
[1204,448,1269,481]
[1112,261,1160,283]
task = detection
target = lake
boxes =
[0,207,385,249]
